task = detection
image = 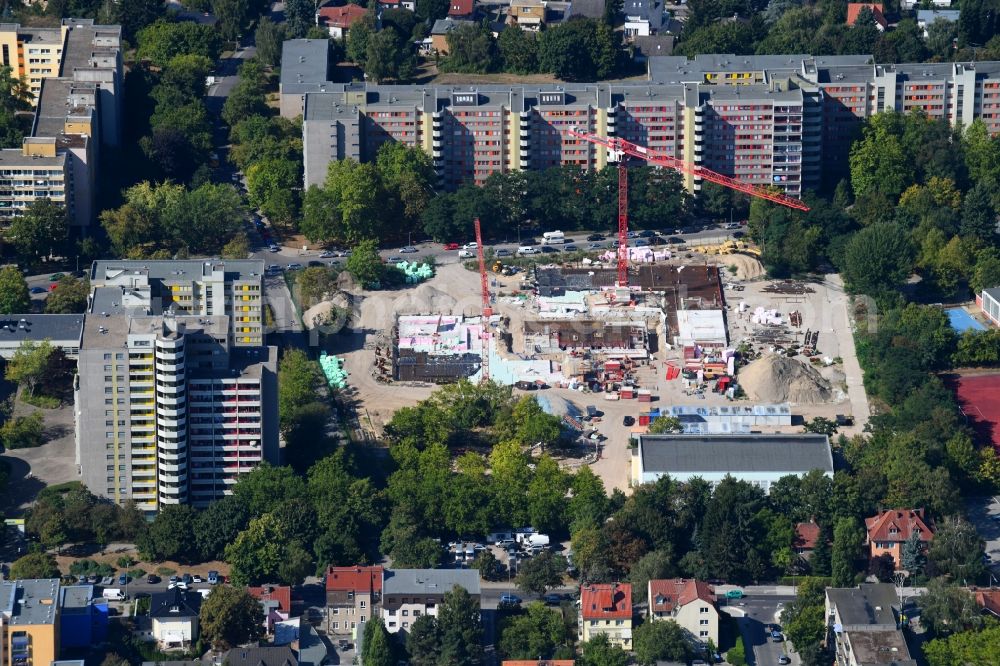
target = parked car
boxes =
[286,263,303,270]
[319,250,336,258]
[495,248,511,257]
[517,246,540,256]
[626,231,639,239]
[400,246,418,253]
[458,249,475,258]
[49,273,65,281]
[168,582,188,590]
[307,260,324,267]
[564,244,578,252]
[638,230,656,237]
[499,593,522,605]
[29,287,46,294]
[181,573,193,585]
[462,242,480,250]
[387,256,404,264]
[192,575,204,583]
[146,575,161,584]
[586,233,605,241]
[778,657,790,664]
[770,629,783,642]
[623,415,635,426]
[635,239,650,247]
[587,243,604,250]
[168,575,179,584]
[543,593,563,605]
[207,570,220,584]
[540,246,559,253]
[268,244,279,252]
[443,242,460,250]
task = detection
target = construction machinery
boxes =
[475,217,492,383]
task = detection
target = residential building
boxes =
[916,9,960,37]
[326,566,383,637]
[429,18,475,54]
[794,522,821,556]
[0,579,60,666]
[631,35,675,62]
[632,434,833,492]
[971,586,1000,618]
[58,585,107,649]
[0,19,122,229]
[902,0,950,9]
[76,260,278,514]
[316,4,367,39]
[825,584,915,666]
[149,589,202,649]
[647,578,718,646]
[579,583,632,649]
[223,647,297,666]
[378,0,416,12]
[380,569,480,634]
[623,0,664,38]
[977,287,1000,327]
[509,0,547,30]
[248,585,292,633]
[287,47,1000,193]
[0,314,84,359]
[448,0,474,18]
[846,3,887,30]
[864,509,934,569]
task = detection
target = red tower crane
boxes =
[567,129,811,212]
[616,161,629,288]
[474,217,492,383]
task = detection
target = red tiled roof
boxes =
[326,565,383,594]
[448,0,474,16]
[846,3,887,28]
[247,585,292,612]
[795,522,821,551]
[317,4,368,28]
[972,587,1000,617]
[580,583,632,620]
[865,509,934,544]
[648,578,715,614]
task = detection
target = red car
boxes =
[443,243,459,250]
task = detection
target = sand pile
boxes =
[725,255,765,280]
[739,354,833,404]
[358,284,460,329]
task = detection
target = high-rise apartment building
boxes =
[0,19,121,228]
[284,42,1000,193]
[76,261,278,515]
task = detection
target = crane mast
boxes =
[474,217,491,383]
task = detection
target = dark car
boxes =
[623,415,635,427]
[499,593,522,606]
[540,246,559,253]
[307,260,324,267]
[564,244,578,252]
[146,574,161,584]
[495,248,512,257]
[778,657,790,665]
[635,239,650,247]
[543,593,563,605]
[181,573,193,585]
[770,630,784,642]
[118,574,129,586]
[638,230,656,237]
[586,233,605,241]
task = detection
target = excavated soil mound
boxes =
[739,354,833,404]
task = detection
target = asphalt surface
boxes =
[725,595,798,666]
[966,495,1000,581]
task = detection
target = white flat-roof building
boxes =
[675,310,727,348]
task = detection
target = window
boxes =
[700,630,709,637]
[700,606,709,613]
[403,622,409,628]
[387,609,396,616]
[700,619,709,625]
[331,622,339,629]
[360,616,365,622]
[360,600,366,609]
[402,610,409,616]
[331,608,339,615]
[388,622,396,628]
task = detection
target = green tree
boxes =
[346,15,375,64]
[0,412,45,450]
[365,28,412,83]
[727,637,748,666]
[516,551,567,596]
[918,578,984,637]
[407,614,442,665]
[194,495,249,561]
[254,17,285,67]
[442,23,498,73]
[375,142,436,224]
[246,158,301,226]
[928,516,985,583]
[628,550,675,604]
[849,114,914,200]
[526,455,570,532]
[9,552,59,579]
[0,265,30,314]
[579,634,629,666]
[438,585,483,665]
[231,463,308,517]
[346,238,385,287]
[831,517,863,587]
[136,20,221,66]
[5,340,57,398]
[498,602,570,661]
[362,617,394,666]
[113,0,165,41]
[647,416,682,434]
[224,513,287,585]
[924,623,1000,666]
[538,18,620,80]
[221,232,250,261]
[212,0,249,42]
[45,276,89,314]
[309,159,387,244]
[284,0,315,38]
[416,0,450,21]
[498,24,539,73]
[139,504,198,563]
[9,199,69,262]
[633,619,692,665]
[199,585,265,649]
[843,222,914,296]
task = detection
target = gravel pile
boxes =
[739,354,833,404]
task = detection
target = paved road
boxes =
[726,595,797,666]
[967,495,1000,579]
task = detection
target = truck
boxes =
[541,231,565,245]
[525,533,550,548]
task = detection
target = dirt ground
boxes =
[1,400,79,515]
[54,546,230,579]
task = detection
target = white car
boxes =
[462,242,480,250]
[517,246,540,256]
[458,249,475,258]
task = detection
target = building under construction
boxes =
[523,320,650,358]
[391,314,484,383]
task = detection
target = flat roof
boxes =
[382,568,480,596]
[281,39,330,88]
[91,259,265,283]
[638,433,833,475]
[827,584,899,627]
[59,584,94,610]
[0,148,66,168]
[0,314,84,343]
[3,579,60,625]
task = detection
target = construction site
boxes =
[316,130,869,492]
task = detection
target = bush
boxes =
[727,636,747,666]
[1,411,45,449]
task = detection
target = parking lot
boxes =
[967,496,1000,579]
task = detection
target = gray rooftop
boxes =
[382,568,481,596]
[826,584,898,628]
[638,433,833,474]
[916,9,960,21]
[281,39,331,88]
[150,588,202,618]
[33,78,96,138]
[567,0,604,18]
[223,647,297,666]
[431,17,475,34]
[0,147,66,169]
[90,259,266,283]
[0,314,84,343]
[0,579,60,625]
[59,584,94,610]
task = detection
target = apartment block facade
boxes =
[285,43,1000,194]
[0,19,121,228]
[0,579,59,666]
[76,261,278,514]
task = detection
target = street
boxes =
[723,594,797,666]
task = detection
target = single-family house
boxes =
[647,578,719,646]
[224,646,298,666]
[579,583,633,649]
[794,522,821,556]
[326,565,383,637]
[864,508,933,570]
[448,0,474,17]
[381,569,481,634]
[248,585,292,632]
[972,587,1000,618]
[623,0,664,38]
[825,584,915,666]
[149,588,202,648]
[916,9,960,36]
[430,18,475,53]
[316,4,368,39]
[631,35,675,63]
[509,0,546,30]
[846,3,888,30]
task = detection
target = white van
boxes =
[102,589,125,601]
[517,246,540,256]
[542,231,565,245]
